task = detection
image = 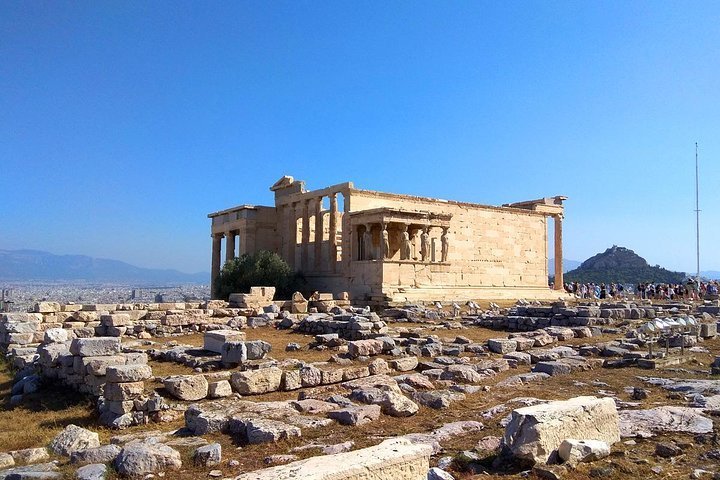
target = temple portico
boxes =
[208,176,567,304]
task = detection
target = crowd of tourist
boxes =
[562,279,720,301]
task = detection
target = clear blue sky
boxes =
[2,1,719,275]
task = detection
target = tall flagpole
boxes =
[695,142,700,282]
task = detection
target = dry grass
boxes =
[138,332,720,479]
[0,360,99,453]
[2,323,720,480]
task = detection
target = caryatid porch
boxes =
[349,208,453,264]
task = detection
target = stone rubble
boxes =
[0,297,718,479]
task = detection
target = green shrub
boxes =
[214,250,304,300]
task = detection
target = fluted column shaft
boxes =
[554,214,564,290]
[314,197,323,270]
[210,233,223,298]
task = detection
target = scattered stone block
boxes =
[654,442,682,458]
[193,443,222,467]
[342,365,370,381]
[75,463,107,480]
[700,323,717,338]
[246,340,272,360]
[558,439,610,464]
[164,375,209,401]
[221,341,247,364]
[379,391,419,417]
[428,467,455,480]
[281,370,302,391]
[245,419,301,444]
[0,453,14,469]
[115,442,182,477]
[328,405,381,426]
[207,380,232,398]
[230,367,282,394]
[320,368,343,385]
[0,462,60,479]
[10,448,50,464]
[503,396,620,464]
[291,399,338,415]
[413,390,464,409]
[390,357,419,372]
[369,358,390,375]
[50,425,101,457]
[439,365,484,384]
[348,339,384,358]
[70,338,121,357]
[300,365,323,387]
[203,330,247,353]
[488,338,517,354]
[533,361,572,377]
[504,351,532,365]
[231,438,431,480]
[619,406,713,437]
[70,445,122,465]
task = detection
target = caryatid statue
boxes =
[362,224,373,260]
[382,224,390,259]
[420,227,430,262]
[441,227,449,262]
[401,225,411,260]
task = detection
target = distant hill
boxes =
[701,271,720,280]
[0,249,208,284]
[564,246,686,284]
[548,258,581,275]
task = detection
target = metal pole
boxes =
[695,142,700,283]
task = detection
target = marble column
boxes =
[314,196,323,270]
[287,203,297,270]
[225,231,236,263]
[301,199,310,271]
[210,233,223,298]
[238,227,247,256]
[328,193,338,271]
[554,214,564,290]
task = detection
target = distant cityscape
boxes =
[0,282,210,312]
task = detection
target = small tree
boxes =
[214,250,304,300]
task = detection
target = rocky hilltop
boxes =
[564,246,686,284]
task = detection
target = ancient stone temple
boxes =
[208,176,566,304]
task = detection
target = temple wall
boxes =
[347,190,549,300]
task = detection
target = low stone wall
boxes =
[158,358,394,401]
[473,302,666,331]
[0,300,291,353]
[23,335,159,429]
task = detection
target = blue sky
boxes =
[2,1,719,274]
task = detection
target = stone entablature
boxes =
[207,176,567,303]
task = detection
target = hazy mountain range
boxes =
[548,258,582,275]
[0,249,715,285]
[0,249,208,284]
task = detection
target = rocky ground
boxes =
[1,300,720,479]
